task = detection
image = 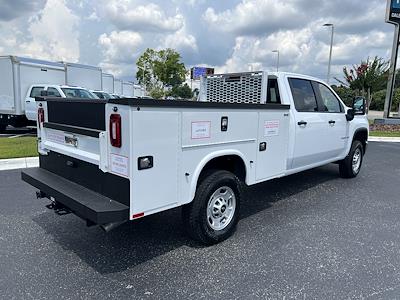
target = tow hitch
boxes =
[37,190,72,216]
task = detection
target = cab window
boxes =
[315,83,343,113]
[47,87,61,97]
[267,78,281,104]
[30,87,44,98]
[288,78,318,112]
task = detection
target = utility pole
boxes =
[272,50,279,72]
[323,23,334,84]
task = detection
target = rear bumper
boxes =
[21,168,129,225]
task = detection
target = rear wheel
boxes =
[182,170,242,245]
[339,140,364,178]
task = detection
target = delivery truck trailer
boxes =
[102,73,114,94]
[114,79,123,96]
[0,56,109,131]
[0,56,65,130]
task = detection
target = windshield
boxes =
[61,88,97,99]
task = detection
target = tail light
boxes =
[110,114,122,148]
[38,107,45,127]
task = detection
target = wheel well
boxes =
[198,155,246,184]
[353,129,368,152]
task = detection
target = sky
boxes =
[0,0,395,83]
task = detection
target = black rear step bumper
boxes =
[21,168,129,225]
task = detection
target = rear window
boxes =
[30,87,45,98]
[267,78,281,104]
[47,87,61,97]
[61,88,96,99]
[289,78,318,112]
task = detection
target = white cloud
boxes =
[104,1,184,32]
[18,0,80,62]
[98,30,143,76]
[203,0,304,36]
[164,27,198,52]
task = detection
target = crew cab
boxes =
[25,85,98,121]
[21,71,368,245]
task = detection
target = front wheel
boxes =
[182,170,242,245]
[339,140,364,178]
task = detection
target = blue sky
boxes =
[0,0,394,82]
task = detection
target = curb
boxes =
[0,157,39,171]
[369,137,400,143]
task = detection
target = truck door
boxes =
[25,86,45,121]
[313,81,347,158]
[289,78,331,169]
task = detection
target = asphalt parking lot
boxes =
[1,142,400,299]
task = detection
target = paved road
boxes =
[1,142,400,299]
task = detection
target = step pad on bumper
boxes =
[21,168,129,225]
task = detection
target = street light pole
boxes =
[272,50,280,72]
[323,23,334,84]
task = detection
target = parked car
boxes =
[22,71,368,245]
[91,90,112,100]
[25,85,98,121]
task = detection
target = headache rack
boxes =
[199,71,268,104]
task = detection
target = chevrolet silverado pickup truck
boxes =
[21,71,369,245]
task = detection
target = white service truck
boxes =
[22,71,369,245]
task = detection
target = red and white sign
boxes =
[110,154,129,177]
[264,120,280,137]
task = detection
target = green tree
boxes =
[335,56,389,109]
[169,83,193,99]
[136,48,187,99]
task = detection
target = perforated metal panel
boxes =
[199,71,268,104]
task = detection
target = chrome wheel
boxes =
[207,186,236,231]
[352,147,362,174]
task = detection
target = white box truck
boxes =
[122,81,134,97]
[102,73,114,94]
[64,62,102,91]
[0,56,65,131]
[22,71,369,245]
[133,84,145,97]
[114,79,123,96]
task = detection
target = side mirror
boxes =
[40,90,48,97]
[346,109,355,122]
[352,97,366,115]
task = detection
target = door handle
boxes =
[329,120,336,125]
[297,121,307,126]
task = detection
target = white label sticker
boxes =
[47,131,65,144]
[110,154,129,177]
[264,120,280,137]
[191,121,211,139]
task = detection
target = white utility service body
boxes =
[22,71,369,244]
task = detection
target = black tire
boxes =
[182,170,242,245]
[339,140,364,178]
